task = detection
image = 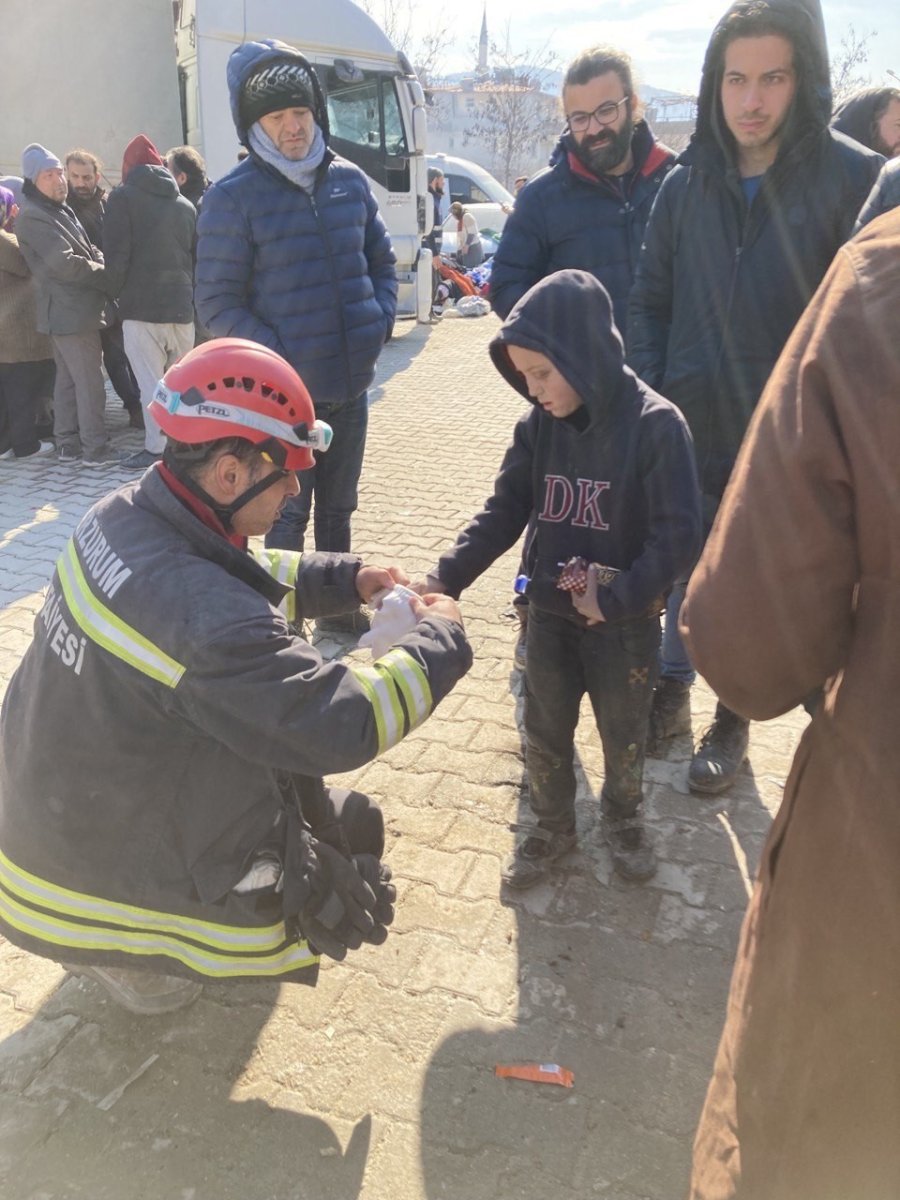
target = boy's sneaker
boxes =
[57,445,82,465]
[501,822,577,889]
[83,444,123,468]
[63,962,203,1015]
[122,449,161,470]
[688,705,750,795]
[601,811,657,881]
[647,678,692,755]
[316,608,372,637]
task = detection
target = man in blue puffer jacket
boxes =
[196,40,397,636]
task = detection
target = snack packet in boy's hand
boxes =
[556,556,620,595]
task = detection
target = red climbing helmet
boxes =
[150,338,332,471]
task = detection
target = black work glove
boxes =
[351,855,397,943]
[298,840,380,962]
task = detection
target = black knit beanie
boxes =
[240,59,316,128]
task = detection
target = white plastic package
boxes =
[359,584,420,659]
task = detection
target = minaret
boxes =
[477,5,488,76]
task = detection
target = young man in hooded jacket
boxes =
[195,40,397,637]
[628,0,883,791]
[421,270,701,888]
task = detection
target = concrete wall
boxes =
[0,0,183,184]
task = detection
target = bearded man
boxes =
[488,45,675,332]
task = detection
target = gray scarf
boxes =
[249,121,327,192]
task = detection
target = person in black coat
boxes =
[831,86,900,157]
[628,0,883,790]
[103,135,196,469]
[64,148,142,426]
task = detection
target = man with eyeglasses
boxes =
[628,0,881,797]
[490,46,675,332]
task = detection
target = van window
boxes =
[321,67,410,192]
[446,173,491,205]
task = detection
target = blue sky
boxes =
[426,0,898,96]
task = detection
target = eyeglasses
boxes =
[566,96,630,133]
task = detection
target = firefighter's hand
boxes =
[356,564,410,604]
[299,840,379,961]
[571,563,606,626]
[417,592,464,629]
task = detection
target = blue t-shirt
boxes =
[741,175,764,205]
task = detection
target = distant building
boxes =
[428,9,562,185]
[643,94,698,152]
[427,78,562,185]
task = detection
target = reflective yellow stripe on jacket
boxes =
[350,648,433,755]
[57,538,186,687]
[0,848,316,978]
[250,548,302,624]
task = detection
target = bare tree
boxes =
[355,0,451,85]
[830,26,875,107]
[463,28,561,187]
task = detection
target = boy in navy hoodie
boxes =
[424,270,701,887]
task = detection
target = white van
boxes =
[427,153,514,240]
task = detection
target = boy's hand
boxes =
[571,563,606,626]
[356,564,410,604]
[409,574,446,596]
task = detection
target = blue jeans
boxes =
[523,608,660,829]
[265,393,368,554]
[659,579,696,684]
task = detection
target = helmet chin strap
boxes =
[164,451,288,533]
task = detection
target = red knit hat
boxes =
[121,134,164,181]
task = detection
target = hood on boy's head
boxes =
[227,39,329,148]
[489,270,626,421]
[831,87,900,152]
[692,0,831,160]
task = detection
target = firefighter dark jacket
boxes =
[0,468,471,983]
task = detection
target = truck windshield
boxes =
[322,67,410,193]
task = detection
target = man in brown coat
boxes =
[0,187,55,460]
[682,207,900,1198]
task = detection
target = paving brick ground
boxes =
[0,317,808,1200]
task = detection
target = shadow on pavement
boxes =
[0,976,371,1200]
[418,667,773,1198]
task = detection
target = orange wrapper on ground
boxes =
[494,1063,574,1088]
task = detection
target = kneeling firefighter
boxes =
[0,338,471,1014]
